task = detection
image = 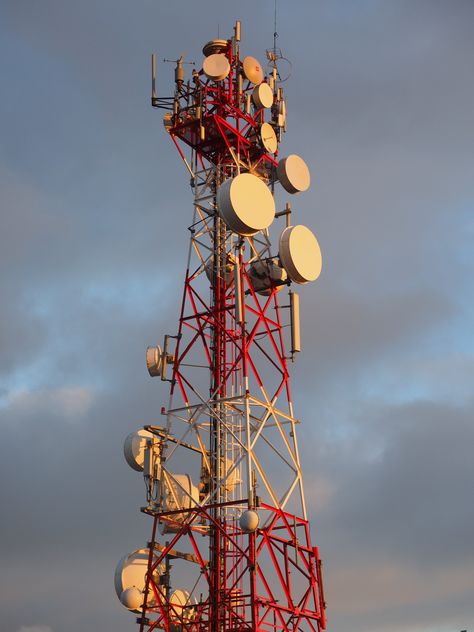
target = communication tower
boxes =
[115,21,327,632]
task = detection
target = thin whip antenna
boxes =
[273,0,278,58]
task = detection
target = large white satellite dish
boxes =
[217,173,275,236]
[279,225,322,284]
[123,429,153,471]
[252,83,273,109]
[202,54,230,82]
[242,56,264,84]
[277,154,311,194]
[259,122,278,154]
[114,548,164,611]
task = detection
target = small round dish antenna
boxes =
[169,588,196,623]
[279,225,322,284]
[203,53,230,82]
[205,255,235,287]
[217,173,275,236]
[202,39,228,57]
[146,345,162,377]
[163,112,173,133]
[252,83,274,110]
[248,258,287,296]
[277,154,311,194]
[123,429,153,471]
[242,56,264,84]
[259,122,278,154]
[160,473,200,534]
[114,548,164,611]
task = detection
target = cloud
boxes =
[0,1,473,632]
[3,386,95,419]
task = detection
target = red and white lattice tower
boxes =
[115,22,327,632]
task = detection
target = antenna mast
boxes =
[116,21,327,632]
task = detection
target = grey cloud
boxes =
[1,2,473,632]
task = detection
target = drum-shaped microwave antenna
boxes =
[259,122,278,154]
[146,345,162,377]
[169,588,196,623]
[202,39,228,57]
[248,258,287,296]
[163,112,173,133]
[203,54,230,81]
[217,173,275,236]
[114,548,164,611]
[252,82,273,109]
[242,56,264,84]
[160,473,200,534]
[204,255,235,288]
[279,225,322,284]
[277,154,311,194]
[123,429,153,471]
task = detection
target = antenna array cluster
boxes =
[115,21,327,632]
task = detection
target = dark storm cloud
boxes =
[1,1,473,632]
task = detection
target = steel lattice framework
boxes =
[118,22,326,632]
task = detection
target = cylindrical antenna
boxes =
[175,55,184,87]
[234,259,243,325]
[290,291,301,356]
[234,20,241,42]
[151,54,157,102]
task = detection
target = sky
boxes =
[0,0,473,631]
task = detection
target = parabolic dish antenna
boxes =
[259,122,278,154]
[279,225,322,284]
[217,173,275,236]
[252,82,273,109]
[242,56,264,84]
[123,429,153,471]
[160,473,200,534]
[169,589,196,622]
[114,548,164,611]
[203,53,230,81]
[277,154,311,194]
[146,344,162,377]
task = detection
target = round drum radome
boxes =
[202,39,228,57]
[252,82,273,109]
[169,588,196,622]
[242,56,264,84]
[260,122,278,154]
[217,173,275,236]
[114,548,164,611]
[123,429,153,471]
[203,53,230,81]
[279,225,322,284]
[146,344,162,377]
[277,154,311,194]
[248,258,287,296]
[160,473,200,534]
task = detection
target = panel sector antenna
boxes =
[117,21,327,632]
